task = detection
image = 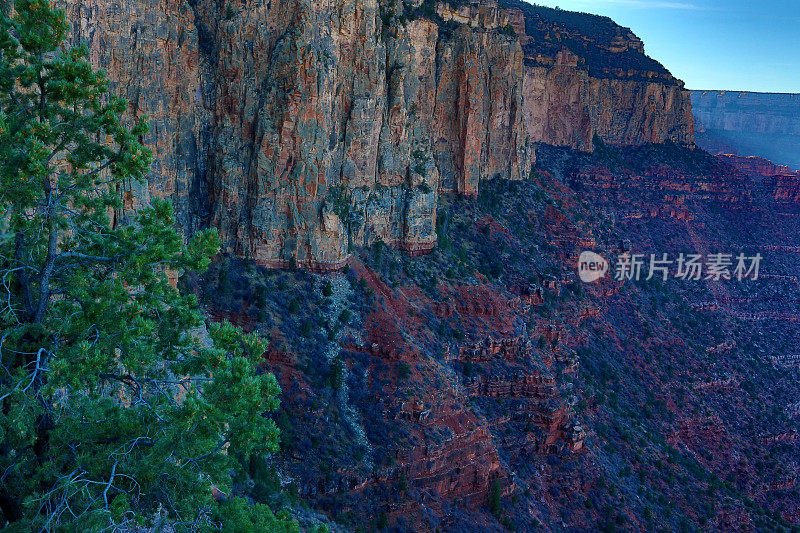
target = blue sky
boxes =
[526,0,800,93]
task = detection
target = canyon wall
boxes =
[60,0,211,234]
[520,49,694,150]
[505,0,694,150]
[59,0,694,268]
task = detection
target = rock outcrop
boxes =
[61,0,695,269]
[717,154,796,178]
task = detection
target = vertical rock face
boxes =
[60,0,694,268]
[585,76,694,147]
[202,0,533,267]
[509,3,694,151]
[59,0,211,232]
[203,0,533,267]
[432,2,530,194]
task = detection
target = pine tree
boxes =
[0,1,296,530]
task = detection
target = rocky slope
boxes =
[692,90,800,170]
[61,0,694,269]
[195,144,800,531]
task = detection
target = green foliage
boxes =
[592,133,629,171]
[371,239,386,264]
[462,358,473,377]
[378,4,398,40]
[397,362,411,381]
[411,148,429,178]
[376,511,389,530]
[0,2,292,530]
[301,318,314,337]
[621,140,716,175]
[498,23,517,38]
[489,479,502,516]
[322,280,333,297]
[212,497,298,533]
[327,185,351,224]
[406,0,436,20]
[224,3,236,20]
[330,353,345,391]
[418,0,436,18]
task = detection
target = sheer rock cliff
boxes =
[60,0,694,268]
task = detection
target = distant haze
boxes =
[523,0,800,93]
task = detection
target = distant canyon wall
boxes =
[59,0,694,268]
[691,90,800,171]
